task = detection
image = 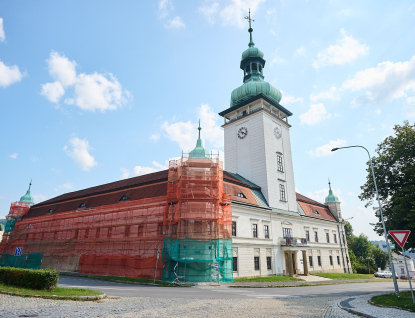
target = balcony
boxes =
[279,237,307,246]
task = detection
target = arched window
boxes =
[245,64,250,73]
[252,63,258,71]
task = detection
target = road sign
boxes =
[389,230,411,248]
[14,247,23,256]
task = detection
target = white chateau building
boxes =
[219,15,351,277]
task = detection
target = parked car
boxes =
[374,270,398,278]
[399,274,415,280]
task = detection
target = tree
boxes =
[344,221,354,243]
[360,121,415,248]
[350,234,372,260]
[371,246,389,270]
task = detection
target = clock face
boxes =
[238,127,248,139]
[274,127,282,139]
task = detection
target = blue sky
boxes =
[1,0,414,240]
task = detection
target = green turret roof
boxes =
[325,180,340,203]
[229,10,283,109]
[20,181,35,204]
[189,121,210,159]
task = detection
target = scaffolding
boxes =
[162,156,233,283]
[0,156,233,282]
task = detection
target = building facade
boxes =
[0,18,351,280]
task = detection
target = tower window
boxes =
[277,154,284,172]
[279,184,286,201]
[259,64,262,72]
[252,63,257,71]
[245,65,250,73]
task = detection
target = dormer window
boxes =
[314,210,320,215]
[236,192,246,199]
[79,203,86,208]
[47,209,53,214]
[120,195,129,202]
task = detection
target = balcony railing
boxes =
[279,237,307,246]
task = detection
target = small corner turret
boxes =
[189,120,210,159]
[6,181,33,224]
[325,179,342,221]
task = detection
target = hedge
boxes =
[0,267,59,290]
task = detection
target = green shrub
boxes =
[0,267,58,290]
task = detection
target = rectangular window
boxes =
[317,256,321,266]
[277,154,284,172]
[333,233,337,244]
[337,256,340,265]
[309,256,313,267]
[254,256,260,270]
[314,231,318,242]
[306,230,310,242]
[264,225,269,239]
[252,224,258,238]
[267,256,272,270]
[283,228,292,238]
[279,184,286,201]
[233,257,238,272]
[343,234,346,244]
[329,256,333,266]
[326,233,330,243]
[232,221,237,237]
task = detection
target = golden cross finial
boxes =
[245,9,255,47]
[244,8,254,27]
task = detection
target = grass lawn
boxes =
[313,273,374,280]
[233,275,303,282]
[371,291,415,312]
[0,283,103,298]
[61,273,188,287]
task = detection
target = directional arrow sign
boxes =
[389,230,411,248]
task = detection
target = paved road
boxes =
[58,275,411,299]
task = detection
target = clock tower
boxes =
[219,11,297,211]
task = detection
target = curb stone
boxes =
[0,291,107,301]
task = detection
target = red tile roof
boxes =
[296,193,337,221]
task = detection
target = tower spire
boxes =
[245,8,255,47]
[189,120,210,159]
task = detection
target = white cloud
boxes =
[406,97,415,117]
[308,139,347,157]
[312,29,368,68]
[270,48,286,65]
[32,194,47,202]
[294,46,306,57]
[199,0,265,28]
[0,60,25,87]
[375,108,382,115]
[150,133,161,142]
[342,55,415,105]
[158,0,174,19]
[161,103,223,152]
[280,91,303,105]
[265,8,277,22]
[120,160,168,179]
[299,103,331,125]
[164,16,186,29]
[51,168,61,173]
[306,187,343,205]
[310,87,339,102]
[199,2,219,25]
[64,137,97,171]
[0,17,5,42]
[58,183,74,190]
[41,51,131,111]
[41,81,65,103]
[46,51,77,87]
[356,206,372,217]
[9,153,18,159]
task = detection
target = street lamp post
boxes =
[332,145,400,296]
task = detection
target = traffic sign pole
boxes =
[403,246,415,304]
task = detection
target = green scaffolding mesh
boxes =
[4,220,16,233]
[0,253,43,270]
[161,237,232,283]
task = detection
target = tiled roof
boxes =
[224,182,259,206]
[296,193,337,222]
